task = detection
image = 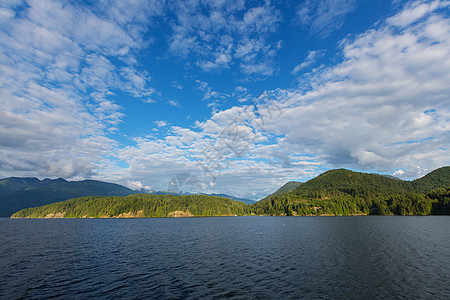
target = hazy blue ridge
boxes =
[207,193,256,205]
[146,191,255,205]
[0,178,136,217]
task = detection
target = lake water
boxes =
[0,216,449,299]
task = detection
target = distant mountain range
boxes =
[138,190,255,204]
[0,167,450,217]
[205,194,255,205]
[9,166,450,218]
[0,177,255,217]
[0,178,136,217]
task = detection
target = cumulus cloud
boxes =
[268,1,450,179]
[0,0,162,179]
[126,180,151,191]
[154,120,168,128]
[2,0,449,200]
[393,169,405,177]
[106,103,321,199]
[106,0,450,198]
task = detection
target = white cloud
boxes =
[168,0,281,77]
[388,0,442,27]
[103,0,450,197]
[100,0,164,26]
[240,61,275,76]
[297,0,357,38]
[0,0,161,179]
[393,169,405,176]
[105,104,322,199]
[235,86,247,93]
[292,50,325,74]
[2,0,449,200]
[269,1,450,178]
[239,4,281,35]
[142,98,156,104]
[126,180,151,191]
[234,85,251,103]
[154,120,168,127]
[120,67,154,97]
[168,100,181,107]
[172,82,183,90]
[195,80,229,111]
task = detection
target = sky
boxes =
[0,0,449,199]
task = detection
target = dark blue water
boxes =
[0,216,449,299]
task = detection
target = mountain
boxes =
[11,194,250,218]
[290,169,412,197]
[207,194,255,205]
[0,177,65,196]
[260,181,302,201]
[146,190,255,205]
[0,178,136,217]
[412,167,450,193]
[7,167,450,218]
[253,167,450,216]
[379,174,402,180]
[0,177,39,195]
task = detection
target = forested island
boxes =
[11,167,450,218]
[11,194,249,218]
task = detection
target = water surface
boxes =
[0,216,449,299]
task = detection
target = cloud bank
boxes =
[107,1,449,198]
[0,0,448,199]
[0,0,162,179]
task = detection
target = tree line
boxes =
[11,167,449,218]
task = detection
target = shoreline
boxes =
[10,213,441,219]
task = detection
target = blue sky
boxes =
[0,0,449,199]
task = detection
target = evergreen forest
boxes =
[11,167,450,218]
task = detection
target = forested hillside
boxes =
[412,167,450,193]
[10,167,450,218]
[253,167,450,216]
[260,181,302,201]
[11,194,250,218]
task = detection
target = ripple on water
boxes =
[0,216,449,299]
